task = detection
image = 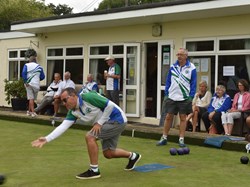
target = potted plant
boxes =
[4,78,28,110]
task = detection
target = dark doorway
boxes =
[145,43,157,117]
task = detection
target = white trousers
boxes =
[221,111,241,125]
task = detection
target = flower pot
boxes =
[11,98,28,111]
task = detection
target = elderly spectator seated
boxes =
[79,74,99,94]
[202,85,232,135]
[186,80,212,132]
[34,73,61,115]
[53,71,75,117]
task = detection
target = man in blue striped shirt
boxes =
[22,48,45,118]
[157,48,197,147]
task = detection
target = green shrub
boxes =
[4,78,27,104]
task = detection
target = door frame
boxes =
[123,43,141,117]
[157,40,174,119]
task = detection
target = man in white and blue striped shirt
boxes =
[32,87,141,180]
[22,48,45,117]
[157,48,197,147]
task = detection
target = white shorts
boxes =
[26,85,39,100]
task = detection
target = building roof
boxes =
[10,0,250,34]
[0,31,35,40]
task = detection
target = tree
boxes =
[0,0,73,31]
[0,0,53,31]
[97,0,172,10]
[47,3,73,16]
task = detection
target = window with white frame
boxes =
[186,40,214,52]
[217,37,250,98]
[8,49,27,80]
[185,36,250,96]
[89,45,123,90]
[46,46,84,85]
[185,39,216,93]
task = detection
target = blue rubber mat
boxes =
[204,135,246,148]
[134,163,174,172]
[204,136,230,148]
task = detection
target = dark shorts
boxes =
[106,90,120,106]
[163,98,192,115]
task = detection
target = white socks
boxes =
[129,152,136,160]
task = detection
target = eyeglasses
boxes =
[176,53,186,56]
[61,96,70,104]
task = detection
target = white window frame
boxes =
[46,45,84,84]
[184,35,250,91]
[7,48,27,80]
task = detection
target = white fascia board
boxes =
[0,32,35,40]
[11,0,250,32]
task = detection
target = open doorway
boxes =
[145,43,157,117]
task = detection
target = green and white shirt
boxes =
[45,91,127,142]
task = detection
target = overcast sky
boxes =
[42,0,103,13]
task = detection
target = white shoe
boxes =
[26,111,31,116]
[31,112,38,118]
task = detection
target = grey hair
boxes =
[216,85,226,92]
[64,71,71,77]
[179,48,188,55]
[87,74,93,79]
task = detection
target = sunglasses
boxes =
[62,96,71,104]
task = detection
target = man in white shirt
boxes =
[34,73,62,115]
[104,55,121,106]
[22,48,45,118]
[53,71,75,117]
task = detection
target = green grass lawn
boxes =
[0,119,249,187]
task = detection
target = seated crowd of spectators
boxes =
[33,72,99,117]
[187,79,250,137]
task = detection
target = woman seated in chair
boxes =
[186,80,212,132]
[202,85,231,134]
[221,79,250,136]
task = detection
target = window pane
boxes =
[9,61,18,80]
[89,59,109,85]
[113,45,124,54]
[65,59,83,84]
[219,39,250,50]
[47,60,64,85]
[20,61,26,78]
[186,41,214,51]
[126,46,137,85]
[9,51,18,58]
[126,89,136,113]
[66,47,83,56]
[20,50,26,58]
[161,45,171,86]
[90,46,109,55]
[189,56,216,94]
[218,55,250,98]
[48,48,63,56]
